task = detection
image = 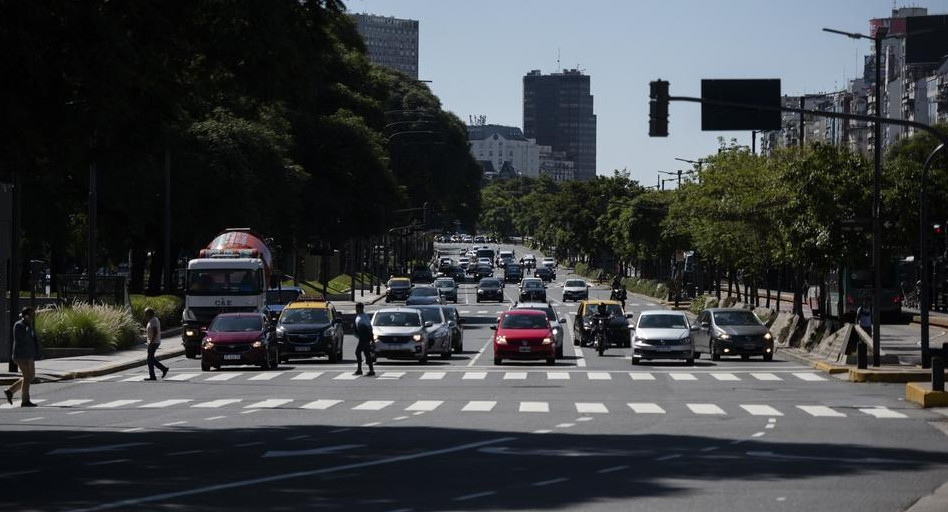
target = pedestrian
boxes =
[857,303,872,337]
[4,307,41,407]
[144,307,169,381]
[353,302,375,376]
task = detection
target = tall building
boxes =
[467,124,540,178]
[523,69,597,181]
[351,13,419,79]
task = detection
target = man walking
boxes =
[4,307,40,407]
[353,302,375,376]
[144,308,169,381]
[857,303,872,337]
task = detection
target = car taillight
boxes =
[892,295,901,303]
[846,294,853,304]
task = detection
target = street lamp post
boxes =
[920,144,946,368]
[823,26,896,367]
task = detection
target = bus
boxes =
[826,265,902,320]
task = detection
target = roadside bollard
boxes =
[933,355,945,392]
[857,341,868,370]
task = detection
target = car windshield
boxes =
[435,279,454,287]
[440,307,458,321]
[418,308,443,324]
[188,268,262,295]
[411,287,438,296]
[266,289,302,305]
[279,308,330,325]
[502,314,548,329]
[639,314,688,329]
[585,304,624,317]
[565,280,585,287]
[523,281,543,289]
[713,311,761,326]
[210,316,263,332]
[373,312,421,327]
[389,280,410,289]
[480,279,501,289]
[518,306,555,321]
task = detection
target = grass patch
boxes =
[130,295,183,327]
[36,302,140,352]
[280,273,379,295]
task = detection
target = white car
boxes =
[630,310,695,366]
[541,257,556,269]
[562,279,589,302]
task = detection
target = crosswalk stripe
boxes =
[90,400,142,409]
[575,402,609,414]
[629,373,656,381]
[420,372,446,380]
[740,404,783,416]
[547,372,570,380]
[463,372,487,380]
[587,372,612,381]
[519,401,549,413]
[0,399,46,409]
[711,373,740,381]
[797,405,846,418]
[140,399,193,409]
[353,400,393,411]
[192,399,242,408]
[793,372,826,382]
[291,372,324,381]
[859,407,908,419]
[628,403,665,414]
[120,375,147,382]
[379,372,405,380]
[244,399,293,409]
[80,375,121,382]
[300,399,342,410]
[477,310,488,314]
[504,372,528,380]
[406,400,443,412]
[248,372,283,381]
[204,373,240,382]
[48,399,93,407]
[669,373,697,381]
[165,373,201,382]
[687,403,726,415]
[462,401,496,412]
[334,372,360,380]
[751,373,782,381]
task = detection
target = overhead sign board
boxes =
[701,79,781,131]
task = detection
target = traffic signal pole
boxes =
[920,143,946,368]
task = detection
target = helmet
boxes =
[597,303,607,315]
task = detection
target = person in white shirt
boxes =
[144,308,169,380]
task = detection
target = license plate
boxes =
[224,354,241,361]
[744,344,757,350]
[653,346,672,352]
[294,346,311,352]
[519,346,531,353]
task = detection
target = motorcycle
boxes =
[610,287,627,308]
[591,316,610,356]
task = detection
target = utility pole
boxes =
[88,133,98,303]
[677,169,683,188]
[163,150,172,293]
[871,28,885,368]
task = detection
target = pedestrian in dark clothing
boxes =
[144,308,169,381]
[5,307,40,407]
[353,302,375,376]
[857,304,872,337]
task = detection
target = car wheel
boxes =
[631,357,640,365]
[763,353,773,362]
[269,348,280,370]
[741,354,750,361]
[201,361,211,371]
[711,341,721,361]
[494,357,502,365]
[686,357,695,366]
[694,352,702,359]
[328,343,340,363]
[185,346,199,359]
[441,342,452,359]
[546,357,556,365]
[455,338,464,353]
[556,346,564,358]
[419,352,428,364]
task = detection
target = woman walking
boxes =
[4,307,41,407]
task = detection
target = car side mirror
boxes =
[701,322,710,329]
[559,318,567,323]
[458,318,466,324]
[489,325,496,330]
[690,325,700,331]
[333,318,342,325]
[625,313,635,319]
[424,321,433,328]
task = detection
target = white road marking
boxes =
[405,400,443,412]
[48,399,93,407]
[300,399,342,410]
[793,372,826,382]
[244,399,293,409]
[262,444,364,459]
[700,447,720,452]
[204,373,240,382]
[669,373,697,381]
[140,399,192,409]
[575,403,609,414]
[205,416,227,421]
[379,372,405,380]
[165,373,201,381]
[162,421,188,427]
[596,465,629,474]
[248,372,283,381]
[765,424,775,429]
[752,432,766,438]
[859,407,908,419]
[0,470,41,478]
[353,400,394,411]
[67,411,86,415]
[711,373,740,381]
[193,399,242,408]
[477,310,488,314]
[628,403,666,414]
[21,417,44,422]
[79,375,121,382]
[120,376,147,382]
[655,454,682,461]
[797,405,846,418]
[574,347,586,367]
[532,477,569,487]
[466,340,491,367]
[751,373,782,381]
[419,372,446,380]
[687,403,726,415]
[334,372,361,380]
[587,372,611,380]
[519,401,549,412]
[547,372,570,380]
[556,423,575,428]
[463,371,487,380]
[741,405,783,417]
[394,416,409,421]
[90,400,142,409]
[532,429,553,434]
[504,372,528,380]
[291,372,324,381]
[453,491,497,501]
[462,401,496,412]
[629,372,655,381]
[362,422,382,427]
[48,442,150,456]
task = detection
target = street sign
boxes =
[701,79,781,131]
[841,217,872,233]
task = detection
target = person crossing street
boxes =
[144,308,169,381]
[353,302,375,376]
[4,307,41,407]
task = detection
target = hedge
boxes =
[36,303,140,352]
[130,294,184,327]
[621,277,668,301]
[689,294,720,315]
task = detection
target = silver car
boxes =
[371,308,432,364]
[410,305,454,359]
[509,302,567,358]
[630,310,695,366]
[562,278,589,302]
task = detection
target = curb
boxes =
[848,368,944,383]
[905,382,948,408]
[905,480,948,512]
[912,315,948,329]
[56,347,187,382]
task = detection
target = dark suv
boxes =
[693,308,774,361]
[504,263,523,283]
[411,266,434,284]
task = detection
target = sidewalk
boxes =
[0,290,388,386]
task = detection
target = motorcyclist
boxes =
[590,302,613,350]
[610,276,627,307]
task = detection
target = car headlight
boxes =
[412,333,423,342]
[323,327,334,336]
[252,340,264,348]
[680,334,691,341]
[202,340,215,349]
[764,332,773,341]
[541,337,552,345]
[715,329,730,340]
[495,335,507,345]
[185,329,196,337]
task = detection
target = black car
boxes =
[473,263,493,280]
[385,278,413,302]
[504,263,523,283]
[275,302,344,363]
[519,278,547,303]
[265,287,305,323]
[476,278,505,303]
[410,266,434,284]
[443,265,466,283]
[534,266,554,282]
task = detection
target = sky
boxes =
[348,0,948,186]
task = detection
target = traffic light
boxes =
[934,223,944,237]
[649,79,669,137]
